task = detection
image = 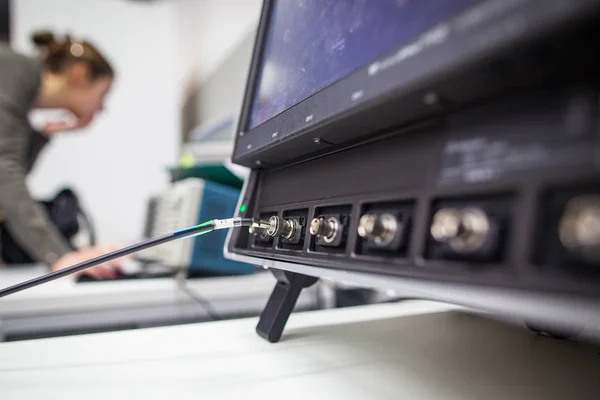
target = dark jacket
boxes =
[0,45,70,264]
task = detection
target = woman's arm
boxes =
[0,110,72,264]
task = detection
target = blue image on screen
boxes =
[247,0,480,130]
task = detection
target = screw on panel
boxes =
[423,92,440,106]
[313,137,332,145]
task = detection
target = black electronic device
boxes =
[226,0,600,342]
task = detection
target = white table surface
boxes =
[1,300,599,400]
[0,266,317,340]
[0,266,278,315]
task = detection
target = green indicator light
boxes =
[180,153,195,168]
[240,204,247,213]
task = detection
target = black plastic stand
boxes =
[256,269,318,343]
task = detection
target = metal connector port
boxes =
[266,216,299,240]
[358,213,402,249]
[310,215,345,247]
[558,194,600,264]
[429,206,502,261]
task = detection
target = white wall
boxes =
[174,0,262,85]
[174,0,262,137]
[10,0,262,246]
[12,0,181,244]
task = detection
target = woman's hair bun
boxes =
[31,30,114,78]
[31,31,57,48]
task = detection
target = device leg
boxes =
[256,269,318,343]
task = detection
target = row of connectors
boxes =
[249,193,600,267]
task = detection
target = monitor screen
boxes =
[247,0,480,131]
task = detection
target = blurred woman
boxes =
[0,31,122,279]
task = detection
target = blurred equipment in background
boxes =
[166,35,254,277]
[174,115,248,189]
[138,178,254,276]
[181,115,238,167]
[177,29,254,187]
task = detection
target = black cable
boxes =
[0,217,268,299]
[176,276,221,321]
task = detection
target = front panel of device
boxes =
[228,0,600,301]
[230,83,600,297]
